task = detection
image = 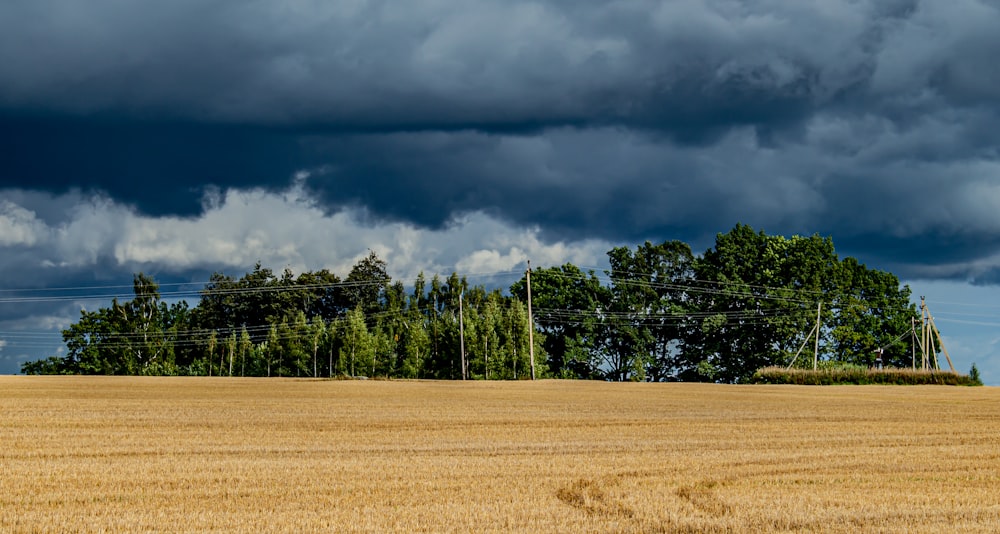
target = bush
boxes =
[752,366,981,386]
[20,357,68,375]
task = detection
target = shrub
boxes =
[752,366,981,386]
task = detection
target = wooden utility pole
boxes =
[813,302,821,370]
[786,322,818,370]
[787,301,822,371]
[927,311,955,372]
[917,297,956,372]
[459,291,466,380]
[920,297,929,370]
[527,260,536,381]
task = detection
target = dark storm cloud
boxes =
[298,128,739,240]
[0,117,306,216]
[3,0,1000,281]
[1,0,956,131]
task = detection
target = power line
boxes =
[3,264,972,357]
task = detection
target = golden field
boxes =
[1,377,999,533]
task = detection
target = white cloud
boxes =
[0,200,47,246]
[57,196,130,266]
[3,184,613,284]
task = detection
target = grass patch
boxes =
[752,365,981,385]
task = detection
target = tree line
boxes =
[23,224,923,382]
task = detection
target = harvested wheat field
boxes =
[1,377,999,533]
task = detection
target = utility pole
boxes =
[813,302,821,370]
[459,291,466,380]
[921,296,928,370]
[527,260,536,381]
[920,295,932,371]
[927,306,955,372]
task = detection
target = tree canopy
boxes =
[25,225,923,382]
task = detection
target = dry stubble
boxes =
[1,376,999,532]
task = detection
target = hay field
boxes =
[2,377,999,532]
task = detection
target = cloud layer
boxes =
[3,0,1000,282]
[0,184,610,283]
[5,0,997,129]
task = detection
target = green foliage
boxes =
[828,258,919,367]
[40,273,187,375]
[20,356,70,375]
[26,229,936,384]
[680,227,840,383]
[511,263,608,379]
[342,250,390,315]
[604,240,694,382]
[695,360,718,382]
[342,307,372,377]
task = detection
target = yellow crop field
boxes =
[2,377,999,532]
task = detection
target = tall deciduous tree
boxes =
[342,250,391,315]
[829,257,919,367]
[511,264,606,379]
[682,225,839,382]
[475,293,503,380]
[307,316,326,378]
[57,273,181,375]
[602,241,695,381]
[238,326,251,377]
[343,307,372,377]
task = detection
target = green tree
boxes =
[196,264,284,344]
[238,326,252,376]
[475,293,503,379]
[205,330,218,376]
[601,241,694,381]
[33,236,925,382]
[289,311,311,376]
[399,315,430,378]
[376,280,408,376]
[342,307,373,377]
[970,363,983,386]
[295,268,342,320]
[325,318,341,377]
[371,327,394,377]
[511,264,606,378]
[60,307,116,374]
[307,316,326,378]
[342,251,391,316]
[52,273,183,375]
[265,324,279,377]
[225,331,237,377]
[682,226,836,382]
[828,257,919,367]
[497,298,539,379]
[111,273,174,374]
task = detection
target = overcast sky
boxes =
[2,0,1000,382]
